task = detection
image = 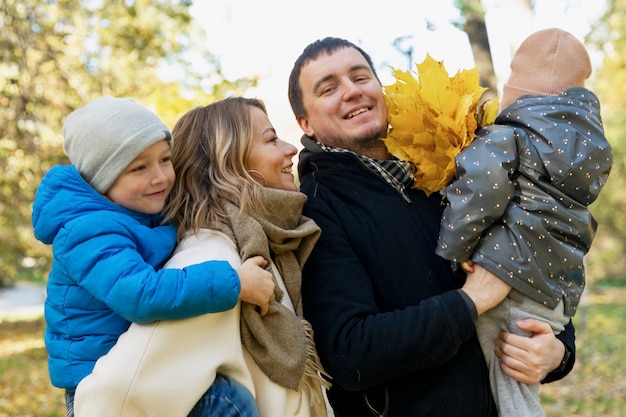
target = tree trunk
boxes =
[457,0,498,101]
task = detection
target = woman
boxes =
[74,97,329,417]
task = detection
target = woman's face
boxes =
[246,106,298,191]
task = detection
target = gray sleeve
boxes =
[437,126,519,262]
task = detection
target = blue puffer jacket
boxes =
[32,165,239,390]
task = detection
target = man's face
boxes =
[296,47,388,153]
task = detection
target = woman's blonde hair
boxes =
[163,97,268,239]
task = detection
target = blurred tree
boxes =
[0,0,257,287]
[585,0,626,281]
[453,0,620,281]
[453,0,498,101]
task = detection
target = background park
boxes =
[0,0,624,415]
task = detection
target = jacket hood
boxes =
[32,165,161,244]
[297,135,325,180]
[497,87,612,205]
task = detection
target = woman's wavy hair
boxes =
[163,97,267,240]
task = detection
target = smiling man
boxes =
[288,37,577,417]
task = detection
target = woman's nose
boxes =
[280,139,298,157]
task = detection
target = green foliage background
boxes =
[0,0,256,286]
[0,0,624,415]
[0,0,625,287]
[584,0,626,282]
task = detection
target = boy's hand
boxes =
[237,256,275,316]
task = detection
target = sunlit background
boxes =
[189,0,605,145]
[1,1,625,416]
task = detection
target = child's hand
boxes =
[237,256,275,316]
[461,260,474,273]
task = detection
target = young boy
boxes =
[32,96,274,417]
[436,28,613,416]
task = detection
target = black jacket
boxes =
[298,136,575,416]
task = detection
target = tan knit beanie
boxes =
[500,28,591,109]
[63,97,172,193]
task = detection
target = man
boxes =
[288,37,575,416]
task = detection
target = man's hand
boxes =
[461,263,511,315]
[494,318,566,384]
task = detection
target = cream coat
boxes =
[74,229,315,417]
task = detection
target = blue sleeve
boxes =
[56,218,240,322]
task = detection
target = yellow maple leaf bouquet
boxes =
[383,54,499,195]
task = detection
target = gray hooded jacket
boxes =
[437,88,612,316]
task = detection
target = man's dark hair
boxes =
[288,37,380,118]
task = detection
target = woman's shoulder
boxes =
[165,228,241,269]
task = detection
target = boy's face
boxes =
[105,140,175,214]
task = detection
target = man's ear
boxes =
[296,115,315,137]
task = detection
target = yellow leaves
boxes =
[383,54,499,195]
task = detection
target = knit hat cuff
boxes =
[63,96,171,194]
[89,127,171,193]
[501,84,548,109]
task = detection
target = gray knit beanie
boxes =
[63,96,172,193]
[501,28,591,110]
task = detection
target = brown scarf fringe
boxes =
[214,187,331,415]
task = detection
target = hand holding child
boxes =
[461,263,511,316]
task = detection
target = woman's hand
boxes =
[237,256,275,316]
[494,318,566,384]
[460,263,511,315]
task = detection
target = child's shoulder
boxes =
[58,212,177,261]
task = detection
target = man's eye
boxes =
[320,85,335,95]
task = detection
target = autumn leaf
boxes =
[383,54,499,195]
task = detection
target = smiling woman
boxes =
[31,96,269,417]
[245,105,299,192]
[72,97,330,417]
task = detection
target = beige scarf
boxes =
[214,187,331,413]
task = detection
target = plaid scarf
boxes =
[317,141,414,198]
